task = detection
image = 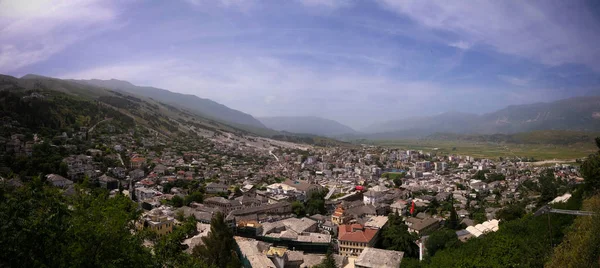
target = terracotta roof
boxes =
[338,224,378,243]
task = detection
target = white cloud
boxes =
[449,41,471,50]
[0,0,120,72]
[497,75,530,87]
[58,53,458,127]
[376,0,600,71]
[183,0,256,11]
[297,0,353,8]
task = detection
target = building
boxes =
[331,205,348,225]
[363,190,384,205]
[206,182,229,194]
[282,179,323,198]
[354,247,404,268]
[139,209,174,236]
[98,174,118,190]
[390,200,408,214]
[135,187,157,201]
[405,217,440,235]
[130,156,146,169]
[338,223,381,256]
[46,174,73,188]
[204,196,241,215]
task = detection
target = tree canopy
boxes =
[379,212,420,258]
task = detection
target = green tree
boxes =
[0,180,154,267]
[581,137,600,193]
[292,201,306,216]
[447,206,460,230]
[170,195,184,207]
[497,203,525,222]
[306,191,326,215]
[314,248,337,268]
[425,229,459,256]
[380,212,419,258]
[192,212,239,268]
[184,191,204,206]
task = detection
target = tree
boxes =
[425,229,459,256]
[581,138,600,193]
[170,195,184,207]
[380,212,419,258]
[539,169,559,204]
[292,201,306,216]
[314,248,337,268]
[306,191,326,215]
[184,191,204,206]
[447,206,460,230]
[497,203,525,222]
[192,212,239,268]
[0,180,154,267]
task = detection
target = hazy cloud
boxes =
[376,0,600,70]
[497,75,531,87]
[0,0,121,72]
[3,0,599,127]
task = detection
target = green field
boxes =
[370,139,596,160]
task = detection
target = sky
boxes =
[1,0,600,129]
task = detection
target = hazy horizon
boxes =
[2,0,599,129]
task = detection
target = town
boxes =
[5,119,584,268]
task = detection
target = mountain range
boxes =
[259,116,356,137]
[3,73,599,141]
[360,96,600,139]
[73,78,265,129]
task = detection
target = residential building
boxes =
[363,190,384,205]
[206,182,229,194]
[405,217,440,235]
[46,174,73,188]
[140,209,174,236]
[354,247,404,268]
[337,223,381,256]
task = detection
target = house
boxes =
[282,179,323,198]
[109,167,126,179]
[99,174,119,190]
[130,156,146,169]
[46,174,73,188]
[354,247,404,268]
[390,200,408,214]
[332,204,348,225]
[153,164,167,175]
[135,187,157,201]
[234,236,276,268]
[204,197,241,215]
[129,169,145,180]
[139,209,174,236]
[363,190,384,205]
[206,182,229,194]
[338,223,382,256]
[405,217,440,235]
[63,154,96,180]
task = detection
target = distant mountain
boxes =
[364,96,600,138]
[259,116,357,137]
[73,78,266,129]
[365,111,479,135]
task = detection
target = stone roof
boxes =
[355,247,404,268]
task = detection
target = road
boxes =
[269,149,284,168]
[88,118,112,133]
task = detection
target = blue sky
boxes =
[1,0,599,129]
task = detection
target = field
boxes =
[369,139,597,160]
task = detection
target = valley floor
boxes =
[369,139,596,160]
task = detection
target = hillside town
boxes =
[6,120,583,268]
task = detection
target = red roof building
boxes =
[338,223,382,256]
